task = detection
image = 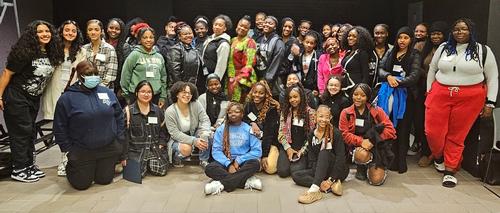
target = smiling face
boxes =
[194,22,208,38]
[62,23,77,42]
[452,21,470,44]
[87,22,102,42]
[322,25,331,38]
[414,24,428,39]
[255,14,266,30]
[137,84,153,103]
[316,107,332,129]
[227,104,244,124]
[352,87,368,108]
[212,18,227,36]
[178,26,194,45]
[176,85,192,104]
[299,22,311,37]
[236,19,251,37]
[303,35,316,53]
[207,78,221,94]
[397,33,411,50]
[252,84,266,105]
[166,22,177,37]
[282,20,294,37]
[140,30,155,51]
[430,31,445,46]
[325,38,339,54]
[37,24,51,47]
[286,74,300,87]
[347,29,358,47]
[288,89,301,108]
[263,18,276,34]
[107,20,121,40]
[373,25,388,45]
[326,78,341,96]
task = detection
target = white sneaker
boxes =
[434,161,445,173]
[244,176,262,191]
[57,152,68,176]
[204,180,224,195]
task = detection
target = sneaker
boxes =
[434,161,445,173]
[204,180,224,195]
[57,152,68,176]
[29,165,45,178]
[442,174,457,188]
[244,176,262,191]
[199,160,209,169]
[172,155,184,168]
[298,191,323,204]
[11,168,39,183]
[115,163,123,174]
[407,142,420,156]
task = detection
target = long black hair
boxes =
[106,18,126,59]
[8,20,64,67]
[282,85,309,131]
[341,26,374,52]
[444,18,480,62]
[58,20,83,63]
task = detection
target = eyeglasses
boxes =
[180,91,192,96]
[453,28,469,33]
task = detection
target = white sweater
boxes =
[427,43,498,102]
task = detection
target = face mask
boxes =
[82,75,101,89]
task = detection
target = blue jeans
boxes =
[171,138,212,161]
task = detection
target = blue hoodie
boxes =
[212,122,262,167]
[54,82,125,152]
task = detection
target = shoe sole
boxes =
[11,175,39,183]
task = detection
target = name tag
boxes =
[203,67,209,75]
[146,71,155,78]
[148,117,158,124]
[293,118,304,127]
[247,112,257,122]
[355,119,365,127]
[95,53,106,62]
[97,93,109,100]
[392,65,403,73]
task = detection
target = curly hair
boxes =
[341,26,374,52]
[169,81,199,103]
[222,102,245,159]
[444,18,480,63]
[316,105,335,146]
[7,20,63,67]
[58,20,83,63]
[213,14,233,31]
[106,18,126,60]
[282,85,310,134]
[246,80,280,123]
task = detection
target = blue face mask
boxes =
[82,75,101,89]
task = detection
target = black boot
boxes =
[355,165,367,181]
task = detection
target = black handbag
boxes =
[148,145,168,176]
[480,150,500,185]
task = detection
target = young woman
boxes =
[165,82,211,168]
[277,85,316,178]
[166,23,203,93]
[426,18,498,187]
[294,105,349,204]
[201,14,232,93]
[373,24,393,62]
[192,16,209,52]
[330,24,341,39]
[340,26,374,92]
[42,20,85,121]
[279,73,319,109]
[255,16,285,99]
[378,26,421,174]
[204,102,262,195]
[339,84,396,185]
[54,61,124,190]
[198,74,229,131]
[243,80,280,174]
[123,17,144,46]
[414,21,448,166]
[320,76,351,127]
[0,20,63,182]
[279,17,300,84]
[120,27,167,108]
[322,24,332,41]
[317,37,343,94]
[250,12,266,40]
[82,19,118,88]
[413,23,429,52]
[122,80,169,180]
[227,15,258,103]
[106,18,131,106]
[297,32,320,94]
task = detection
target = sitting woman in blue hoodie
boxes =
[204,102,262,195]
[54,61,125,190]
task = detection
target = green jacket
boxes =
[120,45,167,102]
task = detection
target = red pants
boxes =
[424,81,486,171]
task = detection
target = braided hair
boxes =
[222,102,244,159]
[246,80,280,123]
[316,105,335,146]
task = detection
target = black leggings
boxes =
[277,146,308,178]
[292,150,348,187]
[390,96,415,173]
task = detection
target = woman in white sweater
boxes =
[425,18,498,188]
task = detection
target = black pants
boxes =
[292,150,348,187]
[66,141,122,190]
[205,159,260,192]
[277,146,307,178]
[414,87,431,156]
[3,87,38,170]
[390,96,415,173]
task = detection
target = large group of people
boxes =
[0,12,498,204]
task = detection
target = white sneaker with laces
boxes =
[205,180,224,195]
[57,152,68,176]
[434,161,445,173]
[11,168,39,183]
[244,176,262,191]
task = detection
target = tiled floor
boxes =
[0,147,499,213]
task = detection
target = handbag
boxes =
[148,145,168,176]
[480,151,500,185]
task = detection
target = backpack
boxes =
[439,43,488,68]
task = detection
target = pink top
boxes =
[317,53,344,94]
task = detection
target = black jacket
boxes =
[256,32,285,87]
[320,92,351,127]
[166,42,203,87]
[378,48,422,98]
[242,102,280,157]
[341,49,371,85]
[297,50,320,92]
[306,128,349,180]
[279,36,300,77]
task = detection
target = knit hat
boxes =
[132,23,150,36]
[396,26,413,38]
[429,21,448,35]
